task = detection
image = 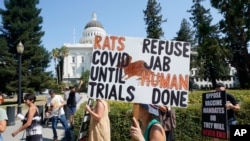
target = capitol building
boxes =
[62,13,238,89]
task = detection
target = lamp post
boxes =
[17,41,24,114]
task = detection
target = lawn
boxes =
[1,94,48,111]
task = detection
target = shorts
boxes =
[69,106,76,115]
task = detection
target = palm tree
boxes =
[59,45,69,82]
[52,48,60,85]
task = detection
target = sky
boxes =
[1,0,222,72]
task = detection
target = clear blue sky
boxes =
[1,0,222,72]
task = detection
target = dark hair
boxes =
[23,93,36,102]
[216,82,225,88]
[49,89,55,94]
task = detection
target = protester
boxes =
[130,104,166,141]
[46,89,71,141]
[85,99,110,141]
[212,82,240,141]
[0,93,8,141]
[11,93,42,141]
[159,105,176,141]
[66,80,83,129]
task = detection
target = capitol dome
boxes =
[80,12,106,44]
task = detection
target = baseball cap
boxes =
[216,82,225,88]
[140,104,159,116]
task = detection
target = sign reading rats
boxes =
[87,35,191,107]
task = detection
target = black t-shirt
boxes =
[226,93,238,120]
[67,91,76,107]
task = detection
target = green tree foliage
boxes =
[0,36,16,95]
[143,0,167,39]
[80,70,90,92]
[210,0,250,88]
[173,18,195,90]
[189,0,231,88]
[0,0,53,94]
[52,48,60,84]
[52,46,68,85]
[173,18,195,45]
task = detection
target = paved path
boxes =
[2,93,88,141]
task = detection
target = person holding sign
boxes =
[212,82,240,141]
[85,99,110,141]
[130,104,166,141]
[159,105,176,141]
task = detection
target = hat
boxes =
[216,82,225,88]
[49,89,55,94]
[140,104,159,116]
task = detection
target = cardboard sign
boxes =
[202,91,228,139]
[87,35,191,107]
[77,99,94,141]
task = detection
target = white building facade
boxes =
[62,13,106,84]
[62,13,238,89]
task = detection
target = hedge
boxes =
[73,90,250,141]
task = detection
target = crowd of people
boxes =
[0,82,241,141]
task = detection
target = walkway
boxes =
[2,93,88,141]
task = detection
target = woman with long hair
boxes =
[85,99,110,141]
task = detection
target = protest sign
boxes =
[87,35,191,107]
[202,91,228,139]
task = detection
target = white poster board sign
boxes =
[87,35,191,107]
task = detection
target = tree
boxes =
[80,70,90,92]
[210,0,250,88]
[143,0,167,39]
[0,0,53,94]
[189,0,231,88]
[52,48,60,84]
[0,36,16,95]
[173,18,195,90]
[52,46,68,85]
[59,45,68,82]
[173,18,194,45]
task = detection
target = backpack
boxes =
[159,109,176,131]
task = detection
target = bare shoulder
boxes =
[150,123,165,140]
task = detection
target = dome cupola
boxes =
[80,12,106,44]
[84,13,104,29]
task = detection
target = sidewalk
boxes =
[2,93,88,141]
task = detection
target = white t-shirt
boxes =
[46,95,65,116]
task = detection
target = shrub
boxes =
[74,90,250,141]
